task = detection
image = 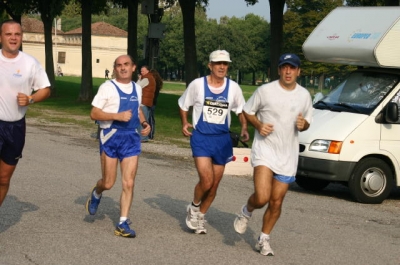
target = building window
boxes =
[58,52,66,64]
[96,59,100,63]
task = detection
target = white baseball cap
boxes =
[209,50,232,62]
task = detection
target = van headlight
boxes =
[309,139,343,154]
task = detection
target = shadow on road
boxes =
[0,195,39,234]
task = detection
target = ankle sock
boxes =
[119,217,127,224]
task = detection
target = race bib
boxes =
[202,99,229,124]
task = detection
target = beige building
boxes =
[21,17,128,78]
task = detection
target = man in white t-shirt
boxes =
[233,53,313,256]
[85,55,150,238]
[178,50,249,234]
[0,20,51,207]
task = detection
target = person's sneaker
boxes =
[114,219,136,238]
[255,237,274,256]
[85,186,102,215]
[234,205,251,234]
[186,204,199,230]
[195,213,207,234]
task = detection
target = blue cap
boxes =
[278,53,301,68]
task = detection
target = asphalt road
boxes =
[1,125,400,265]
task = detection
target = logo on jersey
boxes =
[130,96,138,101]
[13,69,22,78]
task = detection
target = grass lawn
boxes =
[27,76,321,148]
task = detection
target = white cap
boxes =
[209,50,232,62]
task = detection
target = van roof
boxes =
[303,6,400,68]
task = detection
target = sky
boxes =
[206,0,271,22]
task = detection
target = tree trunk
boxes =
[41,15,56,96]
[269,0,285,81]
[78,0,93,102]
[127,0,139,81]
[178,0,197,86]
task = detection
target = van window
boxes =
[314,70,399,114]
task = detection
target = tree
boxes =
[76,0,108,102]
[177,0,198,85]
[36,0,69,96]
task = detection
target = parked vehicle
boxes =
[296,6,400,203]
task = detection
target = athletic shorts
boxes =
[274,174,295,184]
[99,128,141,161]
[190,130,233,165]
[0,118,26,165]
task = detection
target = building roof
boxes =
[64,21,127,37]
[21,18,127,38]
[21,17,63,34]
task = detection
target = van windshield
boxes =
[314,70,399,114]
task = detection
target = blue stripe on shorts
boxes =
[274,174,296,184]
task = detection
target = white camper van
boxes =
[297,6,400,203]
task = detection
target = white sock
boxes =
[93,189,101,199]
[119,217,127,224]
[191,201,200,211]
[259,232,270,241]
[243,205,252,217]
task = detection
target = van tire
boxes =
[348,158,393,204]
[295,176,330,191]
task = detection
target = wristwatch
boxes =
[28,96,34,104]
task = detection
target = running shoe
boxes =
[85,186,102,215]
[114,219,136,238]
[186,204,199,230]
[233,205,251,234]
[195,213,207,234]
[255,237,274,256]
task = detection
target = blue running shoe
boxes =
[114,219,136,238]
[85,186,102,215]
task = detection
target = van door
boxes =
[380,90,400,166]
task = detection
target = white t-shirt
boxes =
[244,80,313,176]
[92,80,142,129]
[178,77,245,129]
[0,51,50,121]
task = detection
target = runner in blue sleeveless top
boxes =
[85,55,150,238]
[178,50,249,234]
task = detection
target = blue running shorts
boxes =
[0,118,26,166]
[190,130,233,165]
[274,174,296,184]
[99,128,141,161]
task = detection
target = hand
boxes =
[240,128,250,142]
[181,122,193,137]
[296,113,309,131]
[140,122,151,136]
[17,93,30,106]
[257,123,274,137]
[118,110,132,122]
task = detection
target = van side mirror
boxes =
[386,102,399,123]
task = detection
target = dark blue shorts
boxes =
[0,118,26,165]
[99,128,141,161]
[190,130,233,165]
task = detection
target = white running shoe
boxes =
[195,213,207,234]
[233,205,251,234]
[255,237,274,256]
[186,204,199,230]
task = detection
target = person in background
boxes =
[178,49,249,234]
[149,69,163,139]
[105,68,110,79]
[233,53,313,256]
[85,55,150,238]
[136,65,156,142]
[0,19,51,207]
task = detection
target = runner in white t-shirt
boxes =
[233,53,313,256]
[0,20,51,207]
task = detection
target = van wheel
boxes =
[295,176,330,191]
[348,158,393,204]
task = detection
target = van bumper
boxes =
[297,156,356,181]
